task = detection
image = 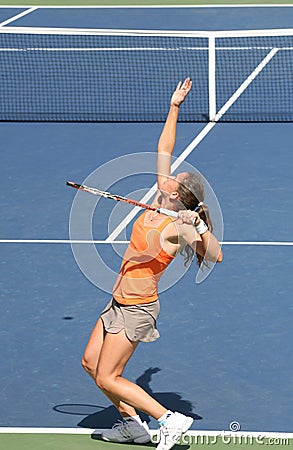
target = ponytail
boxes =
[176,173,212,268]
[194,202,213,268]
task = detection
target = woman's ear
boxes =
[170,191,180,200]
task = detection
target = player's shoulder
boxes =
[163,217,188,235]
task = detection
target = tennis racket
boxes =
[66,181,179,218]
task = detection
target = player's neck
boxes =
[160,197,176,211]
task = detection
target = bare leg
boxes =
[95,329,167,420]
[82,318,137,417]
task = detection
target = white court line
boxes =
[0,240,129,244]
[0,47,209,51]
[0,427,292,440]
[0,47,291,52]
[0,7,37,27]
[2,26,293,38]
[0,240,292,246]
[106,48,279,242]
[220,241,293,246]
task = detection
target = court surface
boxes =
[0,2,292,450]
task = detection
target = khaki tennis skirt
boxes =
[100,298,160,343]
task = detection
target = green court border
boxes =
[0,433,292,450]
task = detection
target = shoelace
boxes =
[111,420,133,438]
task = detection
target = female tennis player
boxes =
[81,78,223,450]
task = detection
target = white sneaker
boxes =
[101,419,151,444]
[157,412,193,450]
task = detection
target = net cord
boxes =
[1,26,293,39]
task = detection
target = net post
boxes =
[208,34,216,122]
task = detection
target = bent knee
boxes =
[95,372,107,390]
[95,372,115,392]
[81,355,96,375]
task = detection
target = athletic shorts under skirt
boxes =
[100,298,160,343]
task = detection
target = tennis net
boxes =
[1,26,293,122]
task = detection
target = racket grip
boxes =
[158,208,178,218]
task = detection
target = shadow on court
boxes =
[53,367,202,429]
[91,432,190,450]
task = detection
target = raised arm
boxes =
[157,78,192,189]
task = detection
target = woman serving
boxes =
[81,78,223,450]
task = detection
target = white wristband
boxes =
[195,219,208,235]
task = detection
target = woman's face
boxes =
[160,172,188,195]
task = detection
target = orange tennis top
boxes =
[112,211,175,305]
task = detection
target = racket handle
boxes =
[158,208,178,218]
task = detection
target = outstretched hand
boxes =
[170,77,192,107]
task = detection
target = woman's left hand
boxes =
[170,78,192,107]
[178,210,200,226]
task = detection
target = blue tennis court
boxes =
[0,4,292,445]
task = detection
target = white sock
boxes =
[124,415,143,425]
[158,410,173,426]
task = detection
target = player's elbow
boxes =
[216,250,223,263]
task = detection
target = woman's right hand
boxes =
[178,209,200,226]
